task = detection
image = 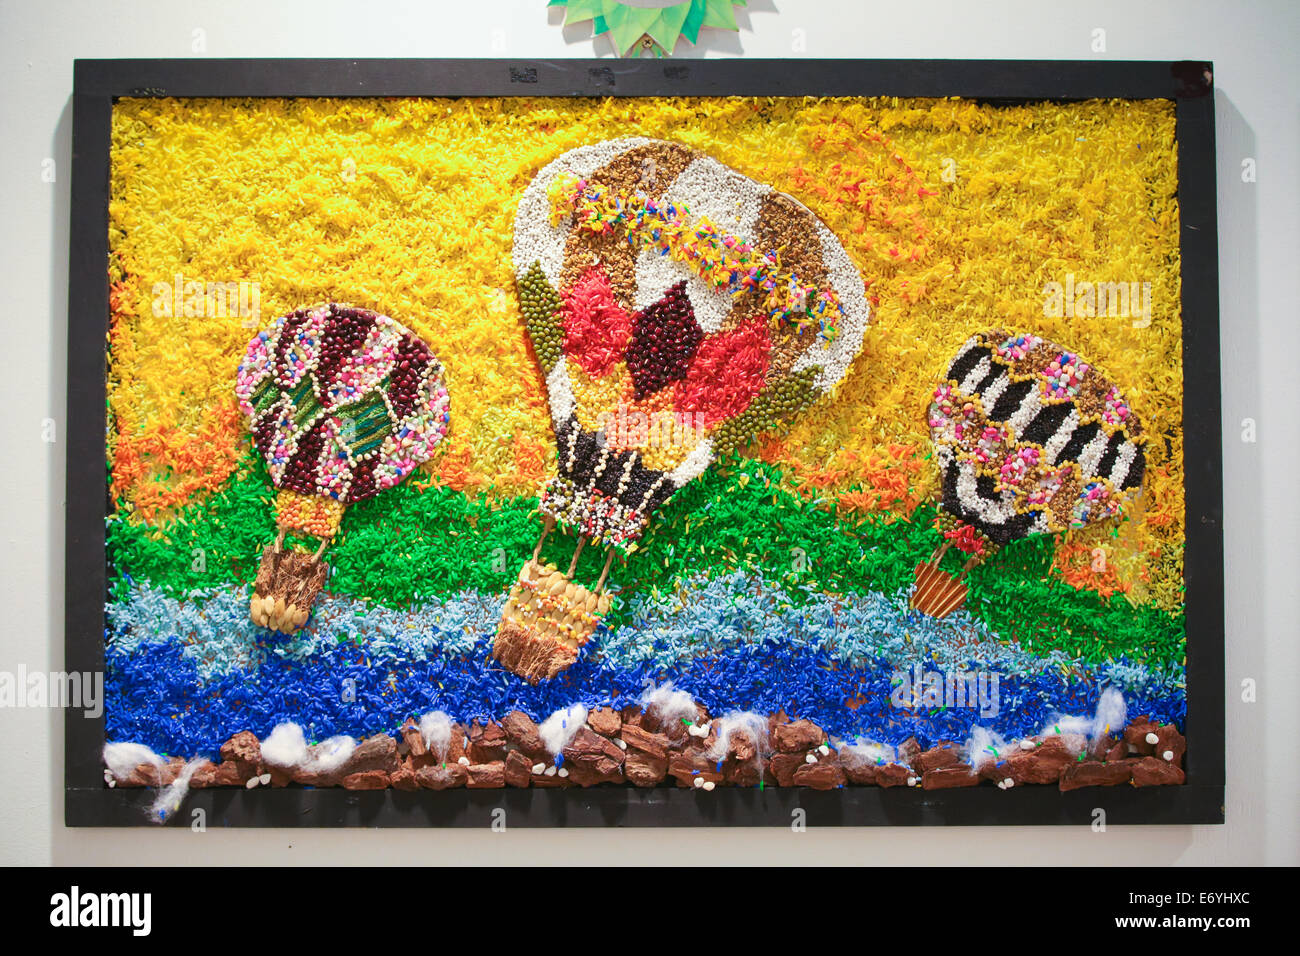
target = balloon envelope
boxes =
[928,329,1146,548]
[512,137,871,550]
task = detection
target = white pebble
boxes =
[457,756,470,766]
[558,767,569,778]
[544,765,557,777]
[818,745,830,756]
[907,776,918,787]
[245,776,260,789]
[703,780,715,791]
[1162,750,1174,762]
[1019,739,1035,750]
[531,762,546,775]
[258,773,271,785]
[617,739,627,750]
[1004,778,1014,788]
[804,753,817,764]
[693,776,704,788]
[1145,732,1159,745]
[996,780,1006,790]
[107,778,116,788]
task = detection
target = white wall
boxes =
[0,0,1294,865]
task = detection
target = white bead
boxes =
[1145,732,1159,745]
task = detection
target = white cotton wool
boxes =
[301,735,357,774]
[1091,687,1127,743]
[638,681,698,726]
[259,722,309,768]
[706,712,769,762]
[964,726,1011,774]
[419,711,455,761]
[149,758,207,825]
[539,704,589,756]
[1038,715,1092,754]
[839,740,897,769]
[103,742,165,782]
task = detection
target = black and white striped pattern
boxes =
[933,334,1146,545]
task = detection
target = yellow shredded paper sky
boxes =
[107,95,1184,604]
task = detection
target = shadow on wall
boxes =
[1213,86,1261,860]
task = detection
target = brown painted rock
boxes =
[917,745,962,773]
[529,767,568,788]
[620,724,670,760]
[466,761,506,789]
[668,751,723,788]
[768,753,805,787]
[268,766,295,787]
[875,764,912,788]
[896,736,923,768]
[624,751,668,788]
[400,718,427,760]
[923,766,980,789]
[1153,726,1186,768]
[793,759,845,790]
[116,760,179,788]
[390,760,419,792]
[342,769,390,790]
[561,728,625,786]
[504,750,533,788]
[468,720,508,764]
[719,731,763,787]
[588,707,622,737]
[842,759,878,785]
[220,731,262,774]
[416,763,468,790]
[343,734,400,776]
[192,759,252,787]
[1059,760,1135,790]
[1003,737,1074,784]
[1106,740,1128,764]
[772,720,825,753]
[501,711,547,758]
[1131,756,1186,787]
[1123,716,1160,756]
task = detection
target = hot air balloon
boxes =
[235,303,451,633]
[911,329,1146,618]
[497,137,871,682]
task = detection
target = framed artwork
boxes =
[66,58,1223,826]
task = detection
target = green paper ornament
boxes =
[549,0,746,57]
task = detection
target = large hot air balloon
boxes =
[497,137,871,682]
[911,329,1146,618]
[235,303,451,633]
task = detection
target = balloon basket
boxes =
[250,541,329,633]
[909,560,970,619]
[493,558,612,684]
[910,539,982,618]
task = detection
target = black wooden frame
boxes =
[65,58,1224,827]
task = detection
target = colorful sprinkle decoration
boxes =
[104,95,1186,784]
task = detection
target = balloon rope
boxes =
[595,549,616,593]
[531,516,556,563]
[273,530,286,554]
[566,536,586,577]
[930,540,952,563]
[957,553,981,579]
[311,537,329,562]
